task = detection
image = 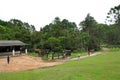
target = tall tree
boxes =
[41,17,79,50]
[106,5,120,45]
[80,13,100,51]
[106,5,120,25]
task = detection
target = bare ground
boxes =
[0,55,63,72]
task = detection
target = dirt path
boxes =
[0,55,63,72]
[70,52,102,61]
[70,48,109,61]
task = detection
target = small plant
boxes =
[41,55,49,60]
[29,52,38,57]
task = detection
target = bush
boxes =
[29,52,38,57]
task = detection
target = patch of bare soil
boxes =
[0,55,63,72]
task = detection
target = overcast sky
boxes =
[0,0,120,30]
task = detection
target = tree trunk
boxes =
[52,52,54,60]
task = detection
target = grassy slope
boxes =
[0,49,120,80]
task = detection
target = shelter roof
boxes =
[0,40,27,46]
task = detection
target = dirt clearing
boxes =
[0,55,63,72]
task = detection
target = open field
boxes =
[0,48,120,80]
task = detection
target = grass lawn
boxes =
[71,52,88,58]
[0,49,120,80]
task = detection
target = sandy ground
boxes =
[0,55,63,72]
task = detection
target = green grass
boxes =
[47,52,87,59]
[28,51,87,60]
[71,52,87,58]
[110,47,120,52]
[0,49,120,80]
[28,52,38,57]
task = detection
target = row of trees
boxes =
[0,4,120,52]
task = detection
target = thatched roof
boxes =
[0,40,27,46]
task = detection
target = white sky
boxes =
[0,0,120,31]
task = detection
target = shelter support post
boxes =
[12,49,15,56]
[25,49,27,54]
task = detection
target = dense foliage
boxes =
[106,4,120,45]
[0,19,35,49]
[40,17,79,51]
[0,4,120,52]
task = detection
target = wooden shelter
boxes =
[0,40,28,56]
